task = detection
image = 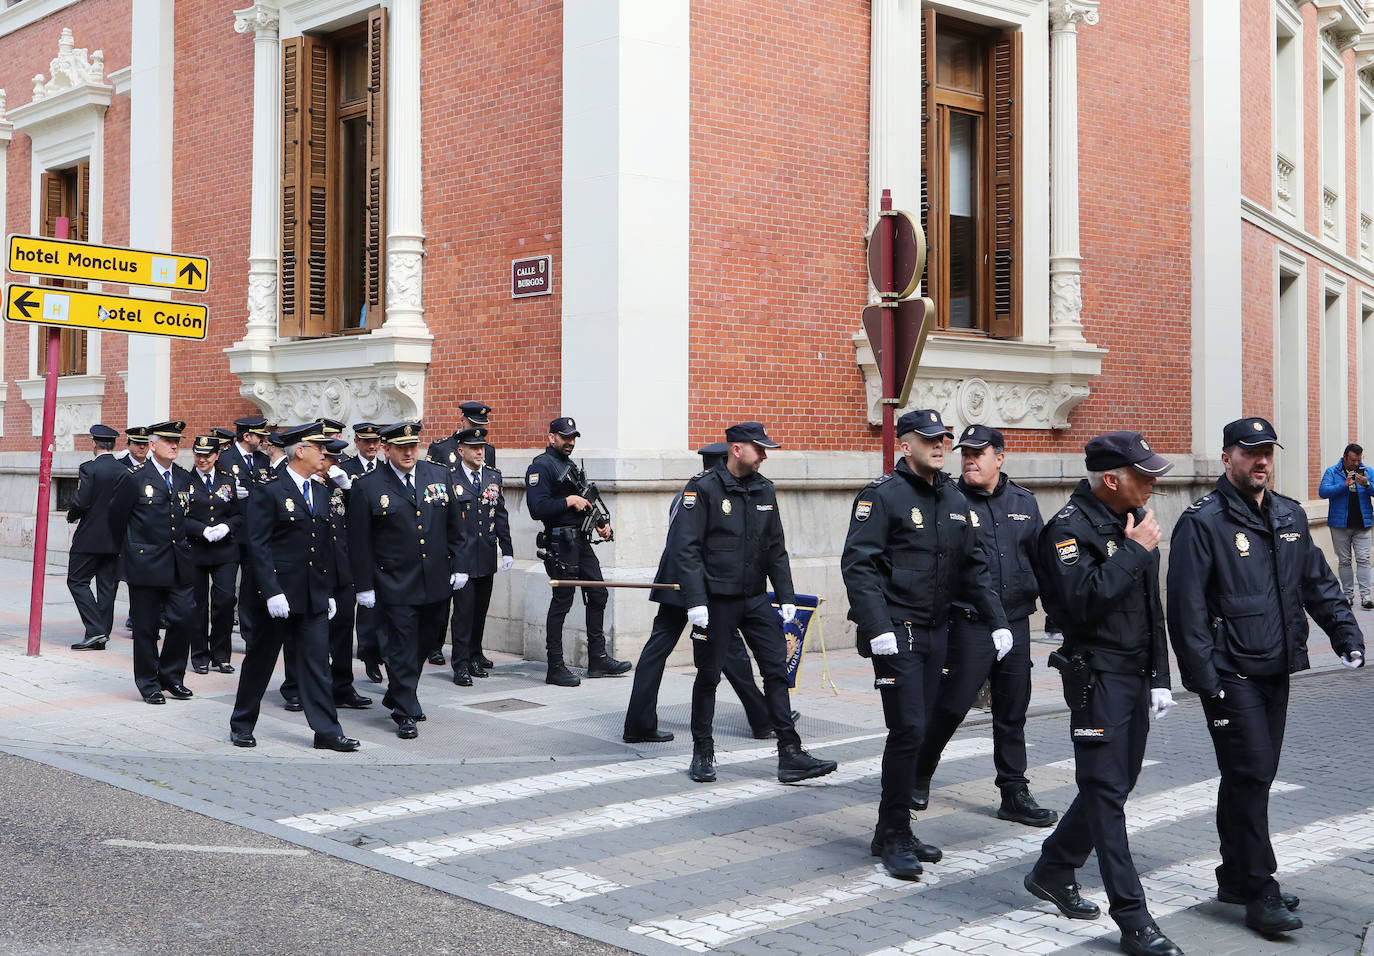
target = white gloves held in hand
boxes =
[327,597,336,620]
[201,524,230,543]
[501,554,515,572]
[327,464,352,490]
[356,590,376,609]
[234,482,249,499]
[869,632,899,656]
[780,603,797,624]
[266,593,290,619]
[991,628,1013,661]
[687,605,709,628]
[1150,688,1175,720]
[450,572,469,590]
[1341,649,1365,669]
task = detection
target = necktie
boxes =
[204,474,213,494]
[366,459,373,473]
[406,473,415,495]
[303,483,313,515]
[164,470,173,493]
[471,469,480,487]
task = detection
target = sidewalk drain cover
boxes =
[469,698,543,712]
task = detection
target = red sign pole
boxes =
[27,217,68,655]
[876,190,897,474]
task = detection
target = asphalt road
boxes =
[0,752,627,956]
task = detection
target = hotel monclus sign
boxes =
[511,255,553,298]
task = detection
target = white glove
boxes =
[234,481,249,499]
[687,605,709,628]
[201,524,225,542]
[450,572,469,590]
[780,603,797,624]
[1150,688,1175,720]
[1341,650,1365,669]
[991,628,1013,661]
[869,632,899,655]
[501,554,514,572]
[356,589,376,609]
[266,593,291,619]
[327,597,336,620]
[327,464,352,490]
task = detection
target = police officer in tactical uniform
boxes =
[526,417,631,686]
[672,421,837,785]
[841,410,1012,880]
[446,426,513,683]
[1024,431,1180,956]
[341,422,384,682]
[1168,417,1365,940]
[912,424,1058,828]
[68,424,125,651]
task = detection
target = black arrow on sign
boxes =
[12,290,39,319]
[179,261,203,286]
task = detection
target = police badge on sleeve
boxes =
[1056,537,1079,565]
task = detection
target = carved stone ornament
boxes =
[233,3,281,36]
[1049,0,1100,28]
[1050,272,1084,330]
[31,29,105,103]
[386,250,424,312]
[901,376,1091,432]
[246,373,425,425]
[0,89,7,123]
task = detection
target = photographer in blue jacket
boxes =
[1318,442,1374,608]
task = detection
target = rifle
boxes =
[557,459,614,542]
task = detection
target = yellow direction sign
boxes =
[6,235,209,292]
[3,283,208,340]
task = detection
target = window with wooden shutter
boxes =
[38,165,88,376]
[989,32,1022,339]
[279,10,387,339]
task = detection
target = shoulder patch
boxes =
[1055,537,1080,565]
[681,491,697,510]
[527,472,539,486]
[854,499,872,521]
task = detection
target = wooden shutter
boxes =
[303,36,331,337]
[988,31,1022,339]
[365,8,387,327]
[69,162,90,373]
[281,37,304,337]
[920,9,938,303]
[40,172,65,239]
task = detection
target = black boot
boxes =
[1118,924,1183,956]
[587,655,631,677]
[546,663,581,686]
[870,825,942,863]
[1244,895,1302,937]
[1024,871,1100,920]
[874,828,923,879]
[689,741,716,783]
[998,786,1059,827]
[777,743,837,783]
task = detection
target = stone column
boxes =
[233,3,281,346]
[383,0,426,333]
[1048,0,1098,345]
[868,0,921,227]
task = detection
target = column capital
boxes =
[1049,0,1100,30]
[233,4,280,38]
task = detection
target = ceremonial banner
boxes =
[770,592,822,689]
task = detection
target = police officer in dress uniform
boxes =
[116,425,151,467]
[1024,432,1181,956]
[107,421,202,704]
[841,410,1013,880]
[68,424,125,650]
[526,417,631,686]
[623,442,789,744]
[672,421,838,785]
[1168,417,1365,939]
[186,436,242,674]
[348,422,468,740]
[911,424,1059,828]
[229,422,359,752]
[428,401,498,474]
[341,422,384,682]
[218,416,272,653]
[318,437,372,710]
[445,427,513,683]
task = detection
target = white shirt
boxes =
[154,461,175,490]
[287,466,315,511]
[389,462,416,489]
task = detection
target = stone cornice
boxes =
[233,3,280,38]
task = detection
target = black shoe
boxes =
[587,656,632,678]
[546,664,581,686]
[1364,597,1374,610]
[71,635,108,650]
[452,671,473,687]
[282,698,303,712]
[753,709,803,739]
[998,786,1059,827]
[777,743,838,783]
[124,617,133,630]
[230,731,256,747]
[875,829,924,880]
[624,729,674,743]
[364,661,383,683]
[142,691,166,705]
[475,653,494,669]
[869,827,943,863]
[191,662,210,674]
[1217,887,1299,910]
[1244,895,1303,937]
[313,733,361,752]
[394,717,418,739]
[468,661,489,678]
[335,691,373,709]
[213,662,235,674]
[161,683,194,700]
[909,779,931,811]
[427,650,446,666]
[689,742,716,782]
[1024,871,1100,920]
[1119,924,1183,956]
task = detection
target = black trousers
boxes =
[381,600,447,718]
[1036,670,1152,931]
[237,551,259,648]
[190,560,238,667]
[544,535,608,665]
[1202,671,1289,902]
[690,594,798,748]
[916,615,1032,793]
[128,583,195,697]
[230,610,342,738]
[872,622,948,833]
[625,603,770,737]
[328,585,358,698]
[355,603,380,664]
[68,551,118,640]
[450,573,495,671]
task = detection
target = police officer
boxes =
[107,421,202,704]
[349,422,468,739]
[68,424,125,650]
[318,437,373,711]
[1168,417,1364,939]
[428,401,498,473]
[623,442,785,743]
[841,410,1012,880]
[911,424,1058,827]
[116,425,151,467]
[229,422,358,752]
[1024,431,1180,956]
[446,427,513,683]
[218,416,272,488]
[341,422,384,682]
[526,416,630,686]
[673,421,837,785]
[186,435,242,674]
